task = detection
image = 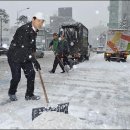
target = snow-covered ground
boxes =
[0,52,130,129]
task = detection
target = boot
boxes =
[61,70,65,73]
[25,95,40,100]
[8,94,18,101]
[49,70,55,73]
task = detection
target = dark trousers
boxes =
[8,58,35,96]
[63,55,70,66]
[51,55,64,73]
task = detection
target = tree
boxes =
[0,9,9,23]
[119,13,128,29]
[18,15,28,25]
[0,9,9,46]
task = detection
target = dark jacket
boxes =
[57,39,70,56]
[7,22,38,63]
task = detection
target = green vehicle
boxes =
[59,22,90,62]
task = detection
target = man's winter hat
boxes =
[33,12,45,20]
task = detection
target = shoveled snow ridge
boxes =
[30,111,85,129]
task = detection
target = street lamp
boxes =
[17,7,30,26]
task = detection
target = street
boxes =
[0,51,130,129]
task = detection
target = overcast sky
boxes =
[0,1,109,29]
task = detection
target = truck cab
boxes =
[104,29,129,62]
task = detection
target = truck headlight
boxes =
[106,53,110,56]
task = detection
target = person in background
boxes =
[58,35,70,68]
[49,33,65,73]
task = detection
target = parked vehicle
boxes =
[35,47,44,58]
[104,29,130,62]
[96,46,104,54]
[59,22,90,62]
[0,46,8,56]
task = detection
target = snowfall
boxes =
[0,51,130,129]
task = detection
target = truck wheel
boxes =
[122,58,127,62]
[117,59,120,62]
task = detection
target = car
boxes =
[96,46,104,54]
[35,48,44,58]
[0,46,8,56]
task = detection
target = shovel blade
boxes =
[64,65,70,72]
[73,65,77,69]
[32,102,69,120]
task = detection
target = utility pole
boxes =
[44,29,47,50]
[0,17,2,46]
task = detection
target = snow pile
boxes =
[0,113,26,129]
[30,112,84,129]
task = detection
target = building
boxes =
[37,27,53,50]
[58,7,72,18]
[108,1,119,29]
[108,0,130,29]
[50,16,75,33]
[119,1,130,29]
[0,18,10,47]
[50,7,75,33]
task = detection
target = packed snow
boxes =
[0,51,130,129]
[30,112,84,129]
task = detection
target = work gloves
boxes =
[33,60,41,71]
[29,55,41,71]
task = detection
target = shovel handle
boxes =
[38,69,49,103]
[32,52,49,104]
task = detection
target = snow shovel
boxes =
[64,64,70,73]
[55,54,70,73]
[38,69,49,104]
[32,68,69,120]
[32,52,49,104]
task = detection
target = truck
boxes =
[59,22,90,63]
[104,29,130,62]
